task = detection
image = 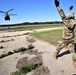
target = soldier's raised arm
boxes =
[54,0,66,20]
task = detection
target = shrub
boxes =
[0,45,34,59]
[27,44,34,49]
[0,51,13,59]
[0,55,3,58]
[13,47,26,53]
[13,49,19,53]
[19,66,29,73]
[19,63,35,74]
[18,47,26,52]
[10,63,41,75]
[0,46,4,49]
[11,39,14,41]
[1,40,5,42]
[27,63,35,70]
[6,36,10,37]
[0,53,8,58]
[7,51,14,55]
[10,71,20,75]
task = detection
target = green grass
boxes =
[31,29,76,46]
[10,71,20,75]
[27,44,34,49]
[10,63,41,75]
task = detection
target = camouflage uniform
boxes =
[53,0,76,68]
[55,7,76,54]
[54,0,76,59]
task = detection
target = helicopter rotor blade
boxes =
[0,11,5,14]
[7,9,14,13]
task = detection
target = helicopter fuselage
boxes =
[0,9,16,21]
[5,13,10,20]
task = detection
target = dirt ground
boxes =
[0,29,76,75]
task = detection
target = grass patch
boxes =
[27,44,34,49]
[31,29,76,46]
[0,51,13,58]
[0,44,34,59]
[10,71,20,75]
[31,29,62,46]
[7,51,14,55]
[13,47,26,53]
[19,63,35,73]
[10,63,41,75]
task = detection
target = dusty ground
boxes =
[0,28,76,75]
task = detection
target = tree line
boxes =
[0,21,63,26]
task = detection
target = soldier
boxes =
[53,0,76,60]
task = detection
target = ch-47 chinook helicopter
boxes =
[0,9,17,21]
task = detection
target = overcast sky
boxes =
[0,0,76,25]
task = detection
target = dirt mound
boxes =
[32,65,50,75]
[26,37,36,43]
[16,57,28,69]
[16,55,42,69]
[16,54,50,75]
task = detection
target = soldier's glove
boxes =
[55,0,59,7]
[69,6,73,10]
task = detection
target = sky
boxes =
[0,0,76,25]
